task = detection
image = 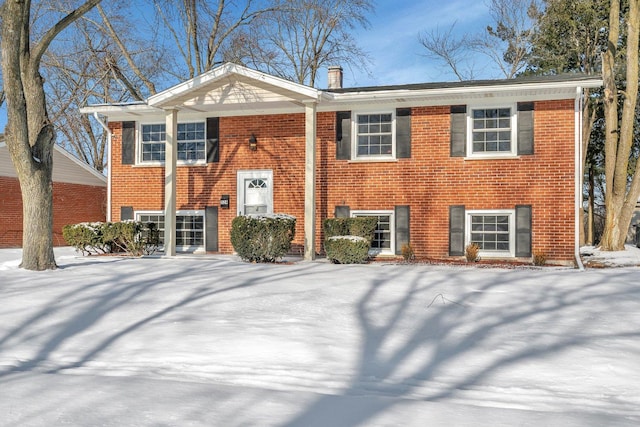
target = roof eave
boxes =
[148,63,320,108]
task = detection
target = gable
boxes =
[146,63,321,117]
[0,144,106,187]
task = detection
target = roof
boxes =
[326,73,603,93]
[81,63,603,121]
[0,142,107,187]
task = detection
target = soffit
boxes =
[0,144,106,187]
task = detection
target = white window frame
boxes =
[351,210,395,255]
[137,120,207,166]
[135,209,205,253]
[466,103,518,159]
[352,110,396,161]
[465,209,515,258]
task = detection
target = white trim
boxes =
[148,63,320,108]
[575,87,585,270]
[351,210,395,256]
[135,209,205,253]
[92,113,112,220]
[466,103,518,159]
[352,109,397,161]
[237,170,274,216]
[466,209,516,258]
[136,120,207,166]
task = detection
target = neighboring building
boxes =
[0,142,107,248]
[82,63,602,265]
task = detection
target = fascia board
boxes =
[79,104,163,121]
[148,63,320,108]
[317,79,603,111]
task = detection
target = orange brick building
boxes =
[83,63,601,265]
[0,143,107,248]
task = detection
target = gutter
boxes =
[93,112,113,222]
[575,88,585,271]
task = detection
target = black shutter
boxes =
[396,108,411,158]
[517,102,534,155]
[515,205,532,257]
[395,205,410,255]
[122,121,135,165]
[450,105,467,157]
[205,206,219,251]
[120,206,134,221]
[449,205,465,256]
[335,205,350,218]
[206,117,220,163]
[336,111,351,160]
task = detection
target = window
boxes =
[141,124,166,162]
[136,211,204,251]
[176,215,204,248]
[139,122,206,164]
[466,210,515,257]
[138,212,166,244]
[468,106,517,157]
[355,112,394,159]
[352,210,394,255]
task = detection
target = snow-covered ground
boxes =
[1,247,639,426]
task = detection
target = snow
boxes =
[1,246,639,426]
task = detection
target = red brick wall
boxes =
[109,99,577,262]
[109,115,308,254]
[318,100,576,261]
[0,176,107,248]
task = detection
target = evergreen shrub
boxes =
[325,236,370,264]
[323,217,377,263]
[63,221,159,256]
[230,214,296,262]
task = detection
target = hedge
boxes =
[230,214,296,262]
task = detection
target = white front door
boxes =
[237,170,273,215]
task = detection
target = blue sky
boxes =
[339,0,495,87]
[0,1,494,133]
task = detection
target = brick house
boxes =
[0,142,107,248]
[82,63,601,265]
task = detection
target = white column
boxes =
[164,109,178,256]
[304,101,317,261]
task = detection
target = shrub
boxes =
[63,221,159,256]
[465,243,480,262]
[401,243,415,262]
[322,217,377,264]
[325,236,370,264]
[533,250,547,266]
[63,222,110,255]
[323,217,378,242]
[230,214,296,262]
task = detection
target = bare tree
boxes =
[149,0,273,80]
[600,0,640,250]
[1,0,103,270]
[419,23,477,81]
[228,0,373,87]
[419,0,542,80]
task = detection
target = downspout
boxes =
[93,112,112,222]
[574,87,585,270]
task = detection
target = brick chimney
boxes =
[328,66,343,89]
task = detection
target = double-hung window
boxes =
[466,210,515,257]
[468,105,517,157]
[355,112,394,159]
[352,210,395,255]
[139,122,206,164]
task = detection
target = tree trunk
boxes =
[20,168,57,270]
[1,0,102,270]
[601,0,640,251]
